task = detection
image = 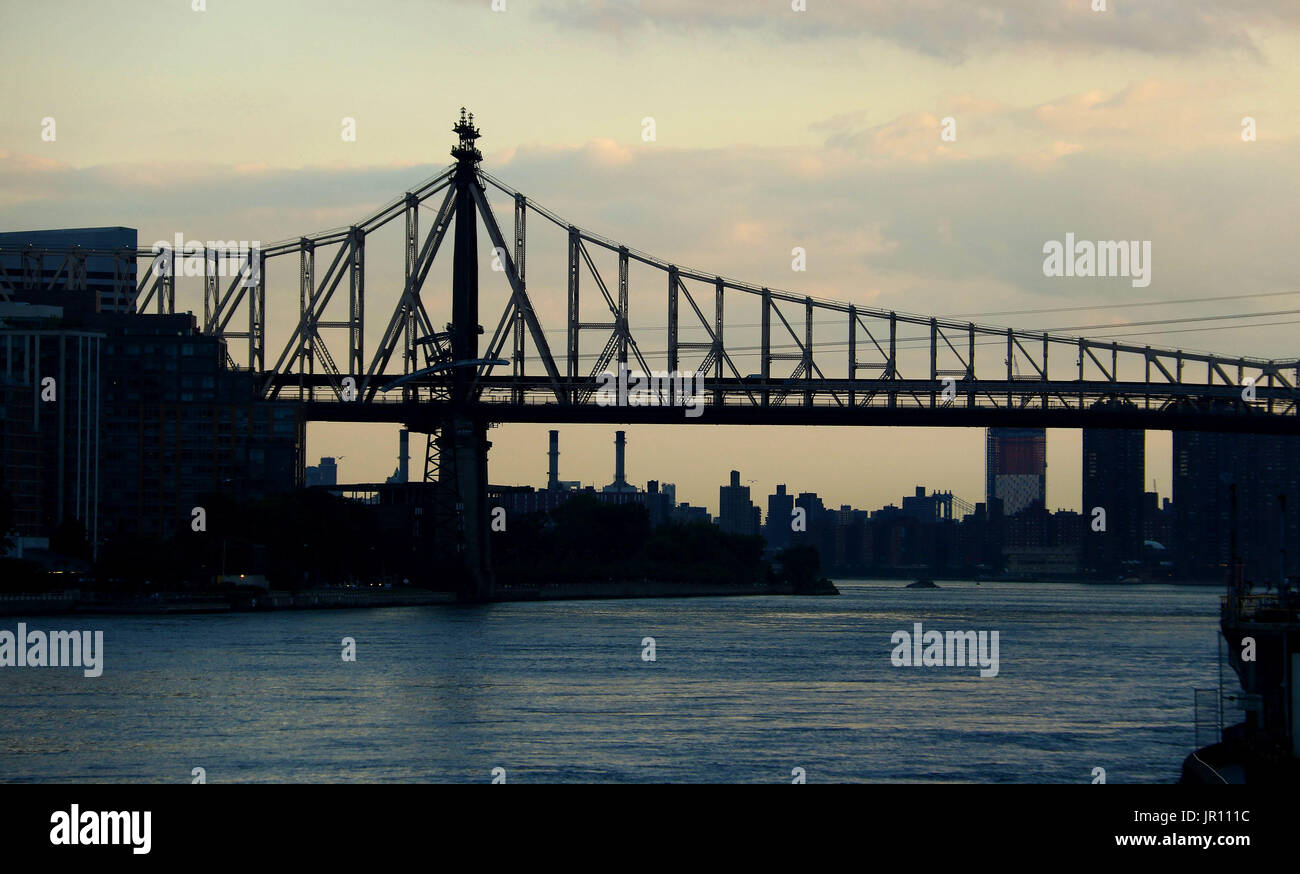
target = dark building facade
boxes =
[97,311,302,540]
[1173,431,1300,583]
[1,270,303,556]
[719,470,760,536]
[0,304,104,549]
[764,484,794,549]
[1082,428,1145,575]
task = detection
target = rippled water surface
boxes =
[0,582,1227,783]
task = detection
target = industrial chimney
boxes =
[398,429,410,484]
[614,431,627,488]
[548,429,560,490]
[602,430,636,494]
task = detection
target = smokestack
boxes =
[398,429,410,483]
[548,430,560,490]
[615,431,627,487]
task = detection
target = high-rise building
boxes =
[1173,431,1300,583]
[1082,428,1145,574]
[0,303,103,548]
[719,470,759,536]
[644,480,671,527]
[986,428,1046,516]
[765,484,794,548]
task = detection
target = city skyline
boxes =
[309,422,1171,517]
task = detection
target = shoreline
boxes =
[0,579,839,617]
[830,574,1228,586]
[0,589,455,618]
[492,579,839,601]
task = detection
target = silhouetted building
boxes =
[1082,428,1145,575]
[306,457,338,488]
[832,505,870,569]
[97,311,302,541]
[671,503,711,525]
[644,480,672,527]
[794,491,834,560]
[765,484,794,549]
[719,470,759,536]
[0,303,102,548]
[1173,431,1300,583]
[986,428,1046,516]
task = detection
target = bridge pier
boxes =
[438,415,494,601]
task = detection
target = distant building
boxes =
[671,503,711,525]
[765,484,794,549]
[718,470,759,536]
[986,428,1046,516]
[832,505,870,568]
[1082,427,1145,575]
[306,457,339,488]
[794,491,835,563]
[1003,545,1081,578]
[1173,431,1300,583]
[644,480,672,527]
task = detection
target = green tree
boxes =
[775,544,822,590]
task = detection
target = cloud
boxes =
[822,81,1267,162]
[4,97,1299,363]
[822,112,959,162]
[531,0,1300,61]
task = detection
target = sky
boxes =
[3,0,1298,515]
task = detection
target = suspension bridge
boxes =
[4,110,1297,598]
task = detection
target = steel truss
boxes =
[4,148,1298,432]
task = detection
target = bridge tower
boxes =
[437,109,494,601]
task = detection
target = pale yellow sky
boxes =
[4,0,1298,514]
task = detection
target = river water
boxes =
[0,581,1229,783]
